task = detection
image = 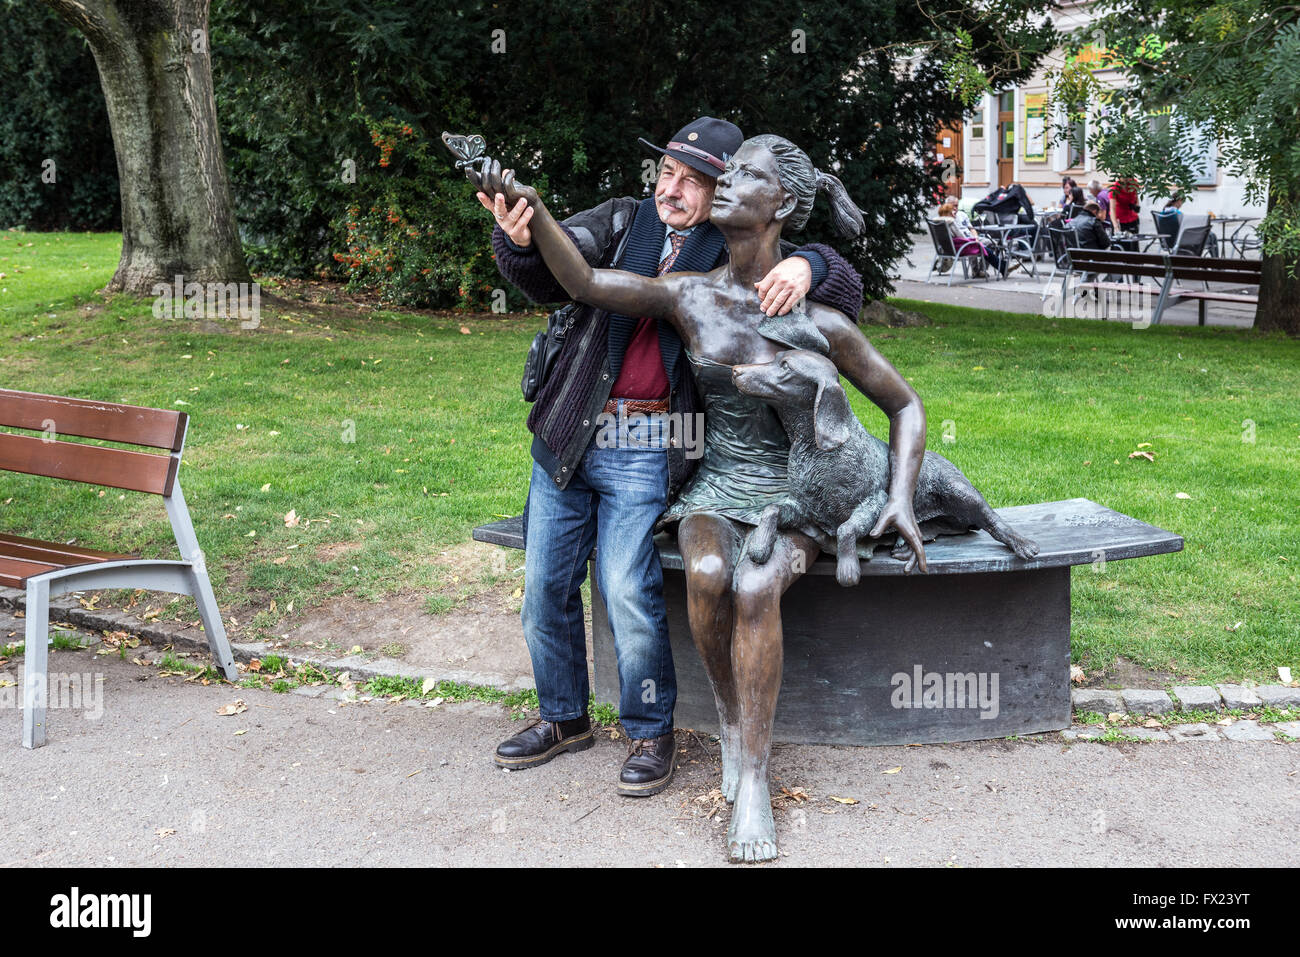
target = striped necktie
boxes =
[658,231,687,276]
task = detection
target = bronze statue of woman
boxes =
[467,135,929,862]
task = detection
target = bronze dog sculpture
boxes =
[733,348,1039,585]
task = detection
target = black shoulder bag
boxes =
[520,219,633,402]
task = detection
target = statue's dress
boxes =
[657,352,792,531]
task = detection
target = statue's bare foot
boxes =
[719,723,741,803]
[726,776,778,862]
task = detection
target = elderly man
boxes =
[480,116,862,796]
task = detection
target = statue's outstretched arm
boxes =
[470,158,676,322]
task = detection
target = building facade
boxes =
[949,1,1264,219]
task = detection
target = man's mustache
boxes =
[656,196,686,211]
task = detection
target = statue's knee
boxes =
[733,565,780,621]
[686,552,731,604]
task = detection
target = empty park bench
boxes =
[1065,249,1262,326]
[475,500,1182,744]
[0,389,238,748]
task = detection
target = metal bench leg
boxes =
[165,482,239,682]
[22,578,49,748]
[188,562,238,681]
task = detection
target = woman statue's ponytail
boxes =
[813,168,865,238]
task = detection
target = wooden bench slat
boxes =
[0,556,60,590]
[1068,250,1170,266]
[1169,268,1263,284]
[0,389,186,451]
[1076,282,1152,292]
[0,532,134,567]
[1170,290,1259,303]
[0,431,176,495]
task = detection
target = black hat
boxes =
[639,116,743,180]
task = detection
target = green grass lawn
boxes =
[2,230,1298,684]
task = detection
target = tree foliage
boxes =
[1050,1,1300,266]
[7,0,1057,307]
[0,0,119,231]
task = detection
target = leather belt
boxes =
[603,397,669,416]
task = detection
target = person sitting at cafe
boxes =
[1151,195,1184,249]
[1087,180,1110,221]
[1056,177,1078,210]
[1069,200,1117,284]
[1069,200,1114,251]
[937,197,1004,277]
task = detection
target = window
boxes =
[1067,109,1086,168]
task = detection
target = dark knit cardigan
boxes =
[493,196,865,496]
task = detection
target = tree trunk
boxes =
[1257,254,1300,336]
[42,0,249,293]
[1254,186,1300,336]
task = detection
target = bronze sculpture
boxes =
[455,132,931,861]
[732,348,1039,586]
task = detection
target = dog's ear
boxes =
[813,378,853,451]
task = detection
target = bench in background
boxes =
[1067,249,1261,326]
[0,389,238,748]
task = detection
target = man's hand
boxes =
[477,192,534,247]
[466,158,540,245]
[870,496,929,574]
[754,256,813,316]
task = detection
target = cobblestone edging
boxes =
[0,586,536,694]
[1068,686,1300,743]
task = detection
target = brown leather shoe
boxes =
[494,716,594,769]
[617,731,676,796]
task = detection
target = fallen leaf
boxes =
[1128,450,1155,462]
[216,700,248,716]
[234,729,249,736]
[261,483,271,492]
[1278,667,1292,684]
[1137,442,1152,449]
[1070,664,1085,683]
[1175,491,1191,499]
[155,828,176,838]
[1143,718,1162,728]
[459,326,471,334]
[284,509,300,528]
[829,796,859,805]
[1107,712,1124,723]
[421,676,438,695]
[272,556,288,565]
[248,659,262,672]
[882,766,902,775]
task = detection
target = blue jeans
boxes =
[521,411,676,739]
